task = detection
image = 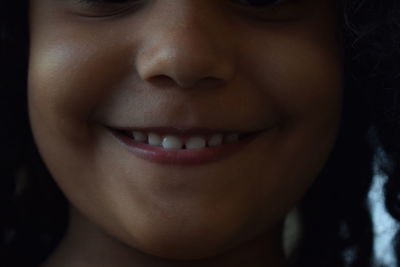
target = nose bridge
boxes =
[135,2,235,89]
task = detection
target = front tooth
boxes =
[162,135,183,150]
[148,133,162,146]
[225,133,239,143]
[208,134,223,147]
[186,136,206,150]
[132,131,147,142]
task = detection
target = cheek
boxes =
[241,27,342,126]
[274,46,342,119]
[27,34,127,202]
[29,44,111,121]
[27,31,133,147]
[233,27,343,207]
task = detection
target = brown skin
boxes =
[28,0,342,266]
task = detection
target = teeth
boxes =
[130,130,243,149]
[208,134,223,147]
[148,133,162,146]
[186,136,206,150]
[162,135,184,150]
[225,133,239,143]
[132,131,147,142]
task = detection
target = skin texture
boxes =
[28,0,342,266]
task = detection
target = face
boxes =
[29,0,342,260]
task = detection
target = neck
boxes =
[41,207,288,267]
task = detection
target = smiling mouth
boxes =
[108,126,269,165]
[115,128,257,150]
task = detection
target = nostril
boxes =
[146,75,178,88]
[147,74,225,90]
[136,45,234,89]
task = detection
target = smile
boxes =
[108,126,268,165]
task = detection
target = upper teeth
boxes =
[185,136,207,149]
[131,131,241,150]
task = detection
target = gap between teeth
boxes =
[131,131,241,150]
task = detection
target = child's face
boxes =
[29,0,341,259]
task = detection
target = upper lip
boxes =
[109,126,247,135]
[106,126,269,136]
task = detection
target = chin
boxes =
[122,221,248,261]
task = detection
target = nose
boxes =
[135,3,235,89]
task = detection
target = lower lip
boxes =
[109,129,265,165]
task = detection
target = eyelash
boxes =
[76,0,138,5]
[72,0,295,20]
[233,0,287,6]
[76,0,288,8]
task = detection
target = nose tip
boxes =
[137,47,233,89]
[134,14,234,89]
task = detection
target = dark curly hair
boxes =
[1,0,399,266]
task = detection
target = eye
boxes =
[232,0,287,6]
[75,0,140,7]
[71,0,144,17]
[77,0,136,4]
[229,0,301,22]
